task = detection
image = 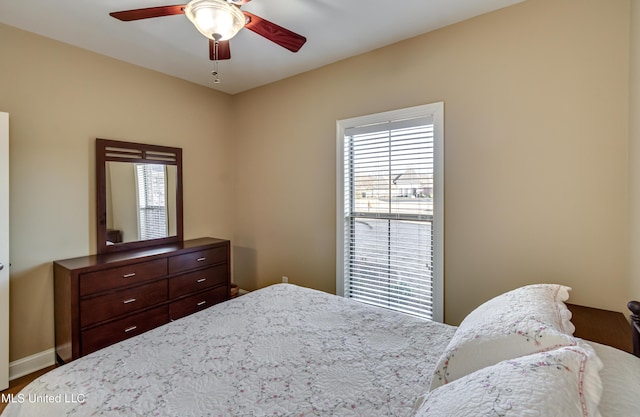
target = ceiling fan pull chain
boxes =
[212,40,221,84]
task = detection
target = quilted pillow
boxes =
[415,343,603,417]
[431,284,576,389]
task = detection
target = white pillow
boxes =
[431,284,576,389]
[416,343,603,417]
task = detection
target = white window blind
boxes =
[337,103,443,321]
[135,164,169,240]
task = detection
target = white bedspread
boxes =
[2,284,455,417]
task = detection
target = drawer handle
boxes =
[123,273,136,278]
[196,257,207,262]
[123,298,137,304]
[197,301,207,306]
[196,278,207,283]
[124,326,137,333]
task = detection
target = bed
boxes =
[1,283,639,416]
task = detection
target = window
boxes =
[336,103,444,321]
[135,163,169,240]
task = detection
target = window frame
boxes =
[134,163,169,241]
[336,102,444,322]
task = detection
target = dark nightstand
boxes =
[566,303,632,353]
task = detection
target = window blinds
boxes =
[135,164,169,240]
[343,116,436,319]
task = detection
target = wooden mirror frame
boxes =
[96,138,183,254]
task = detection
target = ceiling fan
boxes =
[110,0,307,61]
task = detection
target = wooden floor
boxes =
[0,366,56,414]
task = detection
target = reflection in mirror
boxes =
[105,162,178,245]
[96,138,183,254]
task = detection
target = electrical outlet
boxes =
[282,276,289,283]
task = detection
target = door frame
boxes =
[0,111,9,390]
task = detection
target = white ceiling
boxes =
[0,0,525,95]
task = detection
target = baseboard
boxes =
[9,348,56,381]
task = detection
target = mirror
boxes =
[96,139,183,254]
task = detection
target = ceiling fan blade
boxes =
[243,12,306,53]
[209,40,231,60]
[110,5,186,21]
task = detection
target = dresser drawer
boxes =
[80,280,168,327]
[80,258,167,296]
[81,305,169,356]
[169,264,228,299]
[168,246,227,274]
[169,286,228,321]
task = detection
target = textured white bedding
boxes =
[2,284,638,417]
[588,341,640,417]
[1,284,455,417]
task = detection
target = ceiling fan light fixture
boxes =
[185,0,245,41]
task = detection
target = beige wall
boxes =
[232,0,632,324]
[0,23,236,361]
[630,0,640,301]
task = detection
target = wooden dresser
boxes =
[54,237,230,363]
